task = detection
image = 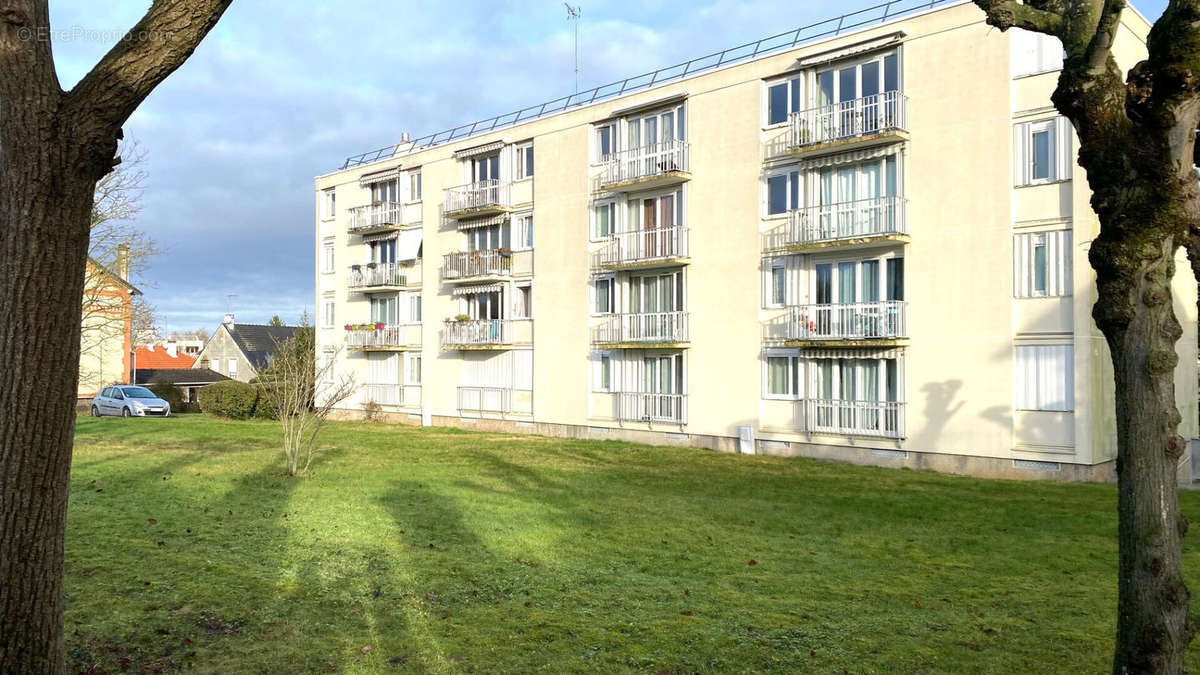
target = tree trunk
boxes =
[1102,238,1193,674]
[0,112,97,672]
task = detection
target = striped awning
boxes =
[799,144,901,171]
[358,167,401,186]
[453,140,504,159]
[360,231,398,244]
[799,347,903,360]
[452,283,504,296]
[457,213,509,230]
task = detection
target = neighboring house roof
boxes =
[136,368,230,386]
[227,324,299,373]
[86,257,142,296]
[134,346,196,370]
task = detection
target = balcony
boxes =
[347,202,419,235]
[615,392,687,424]
[763,302,907,346]
[442,318,532,349]
[592,226,689,270]
[346,262,418,291]
[597,140,690,191]
[762,197,908,253]
[799,399,904,439]
[788,91,908,156]
[593,311,688,346]
[443,179,512,219]
[441,249,516,283]
[345,323,421,351]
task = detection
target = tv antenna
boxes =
[564,3,581,94]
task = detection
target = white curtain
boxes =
[1014,344,1073,411]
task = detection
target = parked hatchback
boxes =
[91,385,171,418]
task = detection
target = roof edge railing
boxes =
[340,0,962,170]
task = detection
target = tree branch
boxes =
[973,0,1065,36]
[1086,0,1126,73]
[65,0,232,148]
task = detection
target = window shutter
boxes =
[1055,117,1073,181]
[1014,123,1028,186]
[1014,233,1029,297]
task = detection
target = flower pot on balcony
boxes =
[374,323,385,330]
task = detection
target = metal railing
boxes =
[763,197,907,250]
[458,386,512,413]
[594,226,688,267]
[443,319,520,346]
[362,383,404,407]
[616,392,687,424]
[598,140,690,186]
[341,0,957,169]
[772,302,907,341]
[594,311,688,343]
[346,324,417,349]
[800,399,904,438]
[347,202,407,232]
[441,249,512,280]
[347,263,409,289]
[443,179,511,214]
[789,91,908,148]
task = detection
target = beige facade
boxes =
[314,1,1197,481]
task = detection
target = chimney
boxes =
[400,131,411,144]
[116,243,131,281]
[166,341,177,358]
[223,313,235,327]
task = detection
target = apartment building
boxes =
[313,0,1198,481]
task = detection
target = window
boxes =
[370,238,397,264]
[593,351,613,392]
[593,201,617,239]
[1015,230,1071,297]
[1011,28,1064,77]
[764,353,801,398]
[467,221,510,251]
[816,52,900,107]
[321,189,336,220]
[323,297,335,327]
[408,293,422,323]
[514,285,532,318]
[515,143,534,179]
[595,122,615,161]
[405,352,422,385]
[371,296,398,325]
[370,179,398,204]
[766,75,802,126]
[1016,118,1071,185]
[1015,344,1074,411]
[228,359,238,379]
[766,168,801,216]
[322,241,335,274]
[769,260,788,307]
[593,276,614,315]
[472,154,500,182]
[514,213,534,251]
[409,170,422,201]
[626,103,686,149]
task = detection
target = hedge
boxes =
[147,383,189,414]
[198,381,262,420]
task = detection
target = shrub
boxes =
[147,383,186,413]
[198,381,261,420]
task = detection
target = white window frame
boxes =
[228,358,238,379]
[405,292,422,324]
[592,274,615,315]
[767,258,789,308]
[762,349,802,400]
[320,189,336,221]
[594,122,617,163]
[514,142,534,180]
[323,296,336,328]
[1014,344,1074,412]
[592,350,614,392]
[764,74,803,127]
[404,352,423,385]
[514,284,533,319]
[513,212,534,251]
[1015,229,1072,298]
[321,239,335,274]
[407,169,423,203]
[1011,28,1064,78]
[1015,117,1072,186]
[592,200,619,241]
[764,166,802,218]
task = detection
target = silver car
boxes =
[91,385,171,418]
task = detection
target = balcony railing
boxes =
[347,262,410,289]
[444,179,511,214]
[346,324,419,349]
[800,399,904,438]
[458,386,512,413]
[616,392,687,424]
[443,319,525,347]
[789,91,907,149]
[361,383,405,407]
[593,226,688,267]
[442,249,512,280]
[769,302,906,341]
[763,197,907,251]
[347,202,412,233]
[599,140,690,187]
[594,311,688,344]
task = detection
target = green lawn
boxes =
[65,415,1200,674]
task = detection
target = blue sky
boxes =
[45,0,1169,332]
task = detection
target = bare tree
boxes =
[972,1,1199,671]
[257,327,356,476]
[0,2,233,672]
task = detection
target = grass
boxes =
[65,414,1200,674]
